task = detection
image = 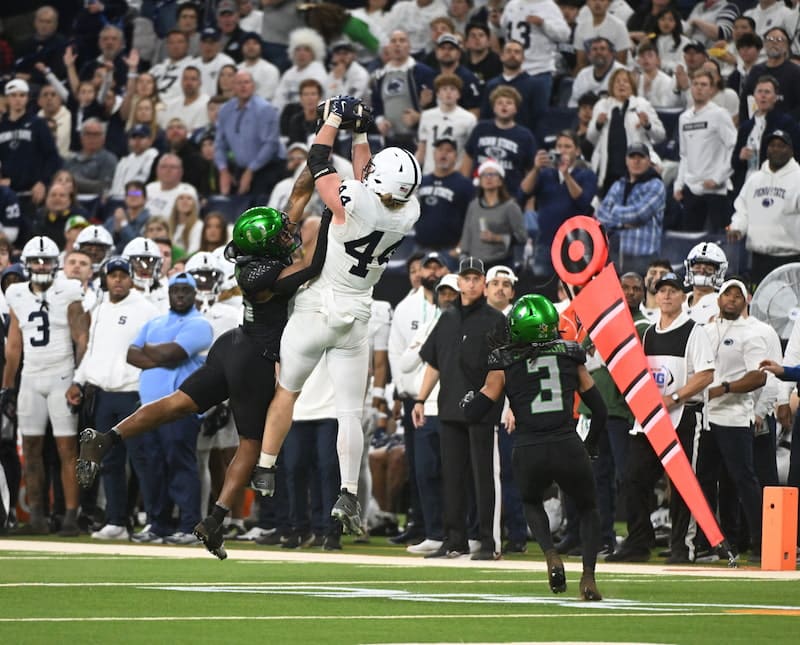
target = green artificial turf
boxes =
[0,538,796,645]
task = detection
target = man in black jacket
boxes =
[412,257,506,560]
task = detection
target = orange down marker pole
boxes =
[552,217,727,551]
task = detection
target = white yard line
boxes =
[1,539,798,580]
[0,612,739,623]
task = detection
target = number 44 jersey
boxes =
[5,278,83,375]
[295,179,419,323]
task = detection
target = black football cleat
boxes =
[193,516,227,560]
[76,428,113,488]
[250,465,276,496]
[579,572,602,601]
[545,549,567,594]
[331,489,364,536]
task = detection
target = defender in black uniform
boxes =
[463,294,608,601]
[76,169,330,559]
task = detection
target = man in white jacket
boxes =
[66,257,159,540]
[728,129,800,283]
[400,274,460,555]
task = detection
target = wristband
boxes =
[325,113,342,128]
[722,381,731,394]
[372,387,385,399]
[414,399,425,406]
[127,73,139,79]
[353,132,368,145]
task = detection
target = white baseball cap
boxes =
[486,265,518,284]
[436,274,460,292]
[5,79,29,95]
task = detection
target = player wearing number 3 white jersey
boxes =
[254,97,421,534]
[1,235,89,536]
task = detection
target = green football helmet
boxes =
[508,294,560,343]
[230,207,299,258]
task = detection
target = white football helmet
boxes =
[21,236,60,287]
[211,245,237,293]
[363,147,421,202]
[123,236,163,291]
[185,251,223,306]
[74,225,114,272]
[683,242,728,289]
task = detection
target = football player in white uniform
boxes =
[74,225,114,278]
[123,236,169,313]
[252,95,421,535]
[1,236,89,535]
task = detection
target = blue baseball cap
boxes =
[104,256,132,275]
[168,272,197,289]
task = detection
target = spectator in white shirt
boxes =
[325,41,370,101]
[573,0,632,70]
[569,37,626,108]
[150,29,193,102]
[636,41,682,109]
[109,125,159,200]
[159,66,210,131]
[238,0,264,33]
[192,27,236,97]
[238,32,280,102]
[272,27,328,115]
[145,153,199,219]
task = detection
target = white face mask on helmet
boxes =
[122,236,163,291]
[74,225,114,273]
[683,242,728,289]
[185,251,223,307]
[363,147,422,202]
[21,236,60,288]
[211,245,237,293]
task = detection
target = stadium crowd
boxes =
[0,0,800,568]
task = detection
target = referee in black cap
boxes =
[412,256,507,560]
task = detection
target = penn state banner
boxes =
[551,216,732,561]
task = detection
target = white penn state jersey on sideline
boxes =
[6,278,83,374]
[295,180,419,322]
[206,299,242,342]
[143,283,170,314]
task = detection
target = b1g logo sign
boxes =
[651,366,675,390]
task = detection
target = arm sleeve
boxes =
[272,211,332,295]
[174,318,213,357]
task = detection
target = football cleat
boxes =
[579,572,602,601]
[331,489,365,536]
[250,465,276,496]
[76,428,113,488]
[193,516,227,560]
[545,549,567,594]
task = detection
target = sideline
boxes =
[2,538,798,579]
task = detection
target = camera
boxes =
[548,150,561,165]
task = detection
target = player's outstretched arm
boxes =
[308,99,361,225]
[285,166,314,226]
[272,210,332,294]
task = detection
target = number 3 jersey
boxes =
[6,278,83,375]
[497,340,585,446]
[294,179,419,323]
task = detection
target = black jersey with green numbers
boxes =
[502,340,586,446]
[238,256,292,361]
